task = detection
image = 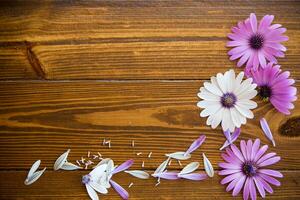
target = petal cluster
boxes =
[198,69,257,132]
[219,139,282,200]
[227,13,288,71]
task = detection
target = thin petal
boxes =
[259,169,283,178]
[260,118,276,147]
[253,177,266,198]
[85,184,99,200]
[153,157,170,175]
[203,153,214,177]
[125,170,150,179]
[178,173,208,181]
[166,152,191,160]
[232,175,246,196]
[155,172,179,180]
[60,162,82,170]
[110,180,129,200]
[27,160,41,178]
[179,162,200,175]
[90,182,108,194]
[24,167,46,185]
[112,159,134,174]
[185,135,206,155]
[54,149,70,171]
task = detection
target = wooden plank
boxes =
[0,81,299,170]
[0,0,299,79]
[0,170,299,199]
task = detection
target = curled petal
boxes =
[27,160,41,178]
[178,173,208,181]
[203,153,214,177]
[110,180,129,200]
[125,170,150,179]
[260,118,276,147]
[185,135,206,155]
[112,159,134,175]
[85,184,99,200]
[153,157,170,175]
[179,162,200,175]
[166,152,191,160]
[24,167,46,185]
[54,149,70,171]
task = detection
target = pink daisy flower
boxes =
[248,62,297,115]
[227,13,288,71]
[219,139,283,200]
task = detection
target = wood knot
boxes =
[279,117,300,137]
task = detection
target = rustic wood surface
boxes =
[0,0,299,199]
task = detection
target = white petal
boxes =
[100,174,111,188]
[238,99,258,109]
[27,160,41,178]
[211,108,224,129]
[60,162,82,170]
[94,158,113,168]
[235,71,244,86]
[90,164,108,178]
[179,162,200,175]
[125,170,150,179]
[200,103,221,117]
[226,69,236,92]
[24,167,46,185]
[234,78,253,96]
[86,184,99,200]
[203,153,214,177]
[165,152,191,160]
[230,108,241,128]
[211,76,223,94]
[235,104,254,119]
[197,100,217,108]
[153,157,170,175]
[221,109,231,131]
[204,82,223,96]
[197,90,220,101]
[90,181,108,194]
[216,73,227,93]
[238,89,257,100]
[54,149,70,171]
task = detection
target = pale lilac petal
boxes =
[220,128,241,150]
[259,174,281,186]
[219,169,241,176]
[256,176,274,194]
[112,159,134,175]
[253,177,266,198]
[232,175,246,196]
[251,139,260,160]
[178,173,208,181]
[257,152,277,165]
[258,156,281,167]
[260,118,276,146]
[231,144,245,162]
[221,172,243,184]
[226,176,240,192]
[253,145,268,162]
[243,178,250,200]
[259,169,283,178]
[185,135,206,155]
[156,172,179,180]
[249,178,257,200]
[249,13,257,32]
[110,180,129,200]
[223,129,232,142]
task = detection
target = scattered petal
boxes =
[153,157,170,175]
[27,160,41,178]
[24,166,46,185]
[60,162,82,170]
[220,128,241,150]
[179,162,200,175]
[85,184,99,200]
[154,171,179,180]
[223,129,232,143]
[203,153,214,177]
[125,170,150,179]
[166,152,191,160]
[178,173,208,181]
[112,159,134,175]
[184,135,206,155]
[110,179,129,200]
[260,118,276,147]
[54,149,70,171]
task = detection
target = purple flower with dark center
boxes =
[227,13,288,71]
[248,62,297,115]
[219,139,283,200]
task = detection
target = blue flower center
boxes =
[243,163,257,176]
[221,93,237,108]
[249,33,264,50]
[82,174,91,184]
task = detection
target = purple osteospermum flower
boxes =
[227,13,288,71]
[248,62,297,115]
[219,139,283,200]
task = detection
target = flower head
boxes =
[248,62,297,114]
[197,69,257,132]
[227,13,288,71]
[219,139,283,200]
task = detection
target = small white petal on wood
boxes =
[153,157,170,175]
[179,162,200,175]
[60,162,82,170]
[89,181,108,194]
[86,184,99,200]
[203,153,214,177]
[27,160,41,178]
[125,170,150,179]
[24,167,46,185]
[54,149,70,171]
[165,152,191,160]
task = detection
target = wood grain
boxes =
[0,81,299,170]
[0,171,299,200]
[0,0,299,79]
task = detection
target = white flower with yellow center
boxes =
[197,69,257,132]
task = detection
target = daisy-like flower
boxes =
[197,69,257,132]
[248,62,297,114]
[227,13,288,71]
[219,139,283,200]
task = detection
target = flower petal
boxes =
[27,160,41,178]
[24,167,46,185]
[60,162,82,170]
[232,175,246,196]
[178,173,208,181]
[125,170,150,179]
[155,172,179,180]
[110,180,129,200]
[90,164,108,178]
[179,162,200,175]
[253,176,266,198]
[153,157,170,175]
[166,152,191,160]
[85,184,99,200]
[112,159,134,175]
[54,149,70,171]
[90,181,108,194]
[260,118,276,147]
[185,135,206,155]
[203,153,214,177]
[258,156,281,167]
[259,169,283,178]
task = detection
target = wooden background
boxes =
[0,0,299,199]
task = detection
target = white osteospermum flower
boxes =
[197,69,257,132]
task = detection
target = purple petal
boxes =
[253,177,266,198]
[249,178,257,200]
[243,178,250,200]
[220,128,241,150]
[256,176,274,194]
[260,118,276,147]
[219,169,241,176]
[178,173,208,181]
[221,172,243,184]
[223,129,232,143]
[232,175,246,196]
[259,174,281,186]
[250,13,257,32]
[259,169,283,178]
[230,144,245,162]
[185,135,206,155]
[156,172,179,180]
[253,145,268,162]
[258,156,281,167]
[110,180,129,200]
[112,159,134,175]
